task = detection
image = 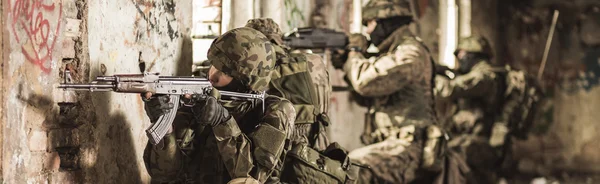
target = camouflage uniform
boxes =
[435,35,506,183]
[344,0,445,183]
[245,18,332,151]
[143,27,296,183]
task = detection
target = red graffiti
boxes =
[9,0,63,73]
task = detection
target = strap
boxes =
[360,108,376,145]
[286,143,348,182]
[271,55,309,79]
[308,113,331,149]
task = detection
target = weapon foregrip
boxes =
[145,95,180,145]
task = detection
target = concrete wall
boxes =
[2,0,192,183]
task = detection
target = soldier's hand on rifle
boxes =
[191,95,231,127]
[330,49,349,69]
[331,34,370,69]
[347,33,369,54]
[141,92,174,122]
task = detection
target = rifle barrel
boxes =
[58,84,115,91]
[220,91,265,99]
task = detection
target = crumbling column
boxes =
[259,0,284,27]
[439,0,458,68]
[458,0,471,37]
[222,0,254,32]
[351,0,362,33]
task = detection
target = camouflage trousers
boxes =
[348,137,424,184]
[448,134,503,184]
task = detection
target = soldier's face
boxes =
[366,20,378,34]
[456,50,468,60]
[208,66,233,87]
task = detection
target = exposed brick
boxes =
[49,128,80,149]
[29,130,48,151]
[50,171,82,184]
[61,39,76,58]
[64,18,82,38]
[53,89,78,104]
[26,173,50,184]
[28,152,45,172]
[56,147,80,170]
[57,102,81,127]
[62,0,79,19]
[24,107,48,131]
[46,152,62,172]
[29,152,61,172]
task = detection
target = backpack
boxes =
[270,51,362,183]
[280,142,360,184]
[269,50,331,149]
[499,66,546,139]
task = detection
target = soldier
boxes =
[435,35,508,183]
[142,27,296,183]
[245,18,332,151]
[342,0,446,183]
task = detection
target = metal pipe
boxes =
[537,10,559,80]
[351,0,362,33]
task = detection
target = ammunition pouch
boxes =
[281,142,361,184]
[421,125,447,172]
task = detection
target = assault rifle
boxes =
[283,27,348,50]
[58,71,265,145]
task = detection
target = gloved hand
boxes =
[346,33,369,53]
[435,64,451,75]
[141,93,174,122]
[330,49,348,69]
[192,96,231,127]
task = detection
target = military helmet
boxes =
[455,35,493,57]
[362,0,412,25]
[245,18,284,46]
[208,27,276,92]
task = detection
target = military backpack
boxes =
[268,51,331,148]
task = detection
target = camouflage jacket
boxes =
[144,95,296,183]
[343,26,437,142]
[435,61,504,135]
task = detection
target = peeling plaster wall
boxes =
[2,0,192,183]
[3,0,66,182]
[83,0,192,183]
[497,0,600,174]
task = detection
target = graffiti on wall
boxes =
[9,0,63,73]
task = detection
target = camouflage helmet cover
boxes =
[455,35,493,57]
[245,18,285,46]
[362,0,412,25]
[208,27,276,92]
